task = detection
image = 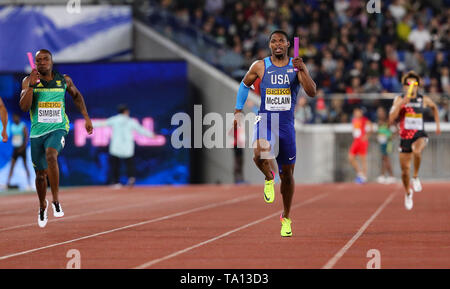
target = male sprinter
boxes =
[389,71,440,210]
[234,31,316,237]
[348,106,372,184]
[20,49,93,227]
[0,96,7,142]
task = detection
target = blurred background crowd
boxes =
[145,0,450,124]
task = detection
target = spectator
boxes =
[408,21,432,51]
[380,67,401,92]
[363,74,383,93]
[295,97,313,124]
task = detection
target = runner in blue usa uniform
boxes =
[233,30,317,237]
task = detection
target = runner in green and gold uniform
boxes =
[19,49,93,228]
[376,107,395,184]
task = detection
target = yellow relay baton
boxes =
[407,81,418,98]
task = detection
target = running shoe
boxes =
[52,201,64,218]
[263,172,275,203]
[411,177,422,192]
[128,177,136,188]
[280,214,292,237]
[404,188,414,211]
[385,176,397,184]
[38,200,48,228]
[355,176,367,184]
[376,175,386,184]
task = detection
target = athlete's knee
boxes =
[35,171,47,183]
[412,147,422,156]
[280,171,294,185]
[45,150,58,165]
[401,166,410,177]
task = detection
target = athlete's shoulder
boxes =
[249,59,264,71]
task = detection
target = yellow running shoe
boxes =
[280,214,292,237]
[264,178,275,203]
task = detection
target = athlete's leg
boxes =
[360,154,368,179]
[411,137,427,178]
[399,152,412,195]
[45,147,60,203]
[110,155,120,184]
[35,169,48,209]
[253,139,275,180]
[279,164,295,219]
[22,154,32,186]
[383,155,394,177]
[6,158,17,186]
[348,152,361,176]
[126,157,136,187]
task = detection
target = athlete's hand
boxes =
[29,69,39,86]
[400,95,410,105]
[1,128,7,142]
[85,118,93,135]
[292,57,306,72]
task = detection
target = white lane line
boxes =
[322,191,397,269]
[134,192,330,269]
[0,194,257,261]
[0,193,196,233]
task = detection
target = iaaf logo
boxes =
[170,105,280,159]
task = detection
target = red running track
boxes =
[0,182,449,269]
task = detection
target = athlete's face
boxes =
[377,107,386,120]
[35,51,53,75]
[269,33,289,58]
[353,108,363,118]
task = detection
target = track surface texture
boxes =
[0,182,449,269]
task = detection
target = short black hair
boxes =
[401,70,421,86]
[269,30,289,41]
[117,104,129,114]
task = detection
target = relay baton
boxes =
[406,81,418,98]
[27,52,40,83]
[294,37,299,72]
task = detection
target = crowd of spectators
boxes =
[148,0,450,123]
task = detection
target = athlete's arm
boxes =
[389,95,408,125]
[19,69,39,111]
[132,119,154,138]
[234,60,263,114]
[423,95,441,135]
[64,75,93,135]
[0,97,8,142]
[292,57,316,97]
[21,125,29,151]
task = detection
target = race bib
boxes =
[353,129,361,138]
[12,135,23,147]
[404,113,423,130]
[38,102,62,123]
[265,88,291,111]
[377,134,387,144]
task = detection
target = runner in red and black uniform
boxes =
[389,71,441,210]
